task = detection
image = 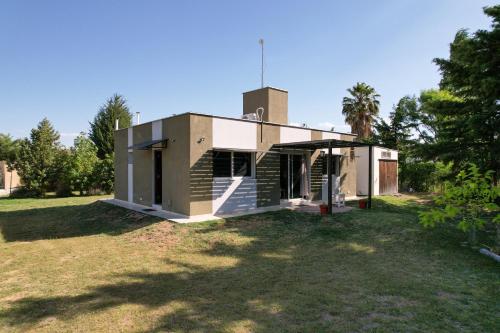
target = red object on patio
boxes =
[319,204,328,215]
[359,200,367,209]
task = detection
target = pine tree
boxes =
[15,118,61,196]
[89,94,132,159]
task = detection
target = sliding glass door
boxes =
[280,154,303,200]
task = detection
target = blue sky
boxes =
[0,0,497,146]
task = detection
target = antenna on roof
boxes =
[259,38,264,88]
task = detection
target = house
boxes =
[0,161,21,196]
[114,87,398,217]
[356,146,398,196]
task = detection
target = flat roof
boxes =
[242,86,288,94]
[116,112,356,137]
[274,139,373,150]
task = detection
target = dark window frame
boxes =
[212,150,254,178]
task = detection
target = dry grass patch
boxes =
[0,195,499,332]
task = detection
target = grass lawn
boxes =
[0,195,498,332]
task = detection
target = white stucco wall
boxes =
[212,177,257,215]
[152,120,162,141]
[321,175,340,202]
[321,132,341,155]
[280,127,311,143]
[356,147,398,196]
[213,118,257,150]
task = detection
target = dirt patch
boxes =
[127,221,180,250]
[1,291,28,302]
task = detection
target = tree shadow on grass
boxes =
[1,203,498,332]
[0,201,161,242]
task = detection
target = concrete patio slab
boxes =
[102,197,357,224]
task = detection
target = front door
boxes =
[154,150,162,205]
[379,160,397,194]
[280,154,304,199]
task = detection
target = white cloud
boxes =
[289,122,301,127]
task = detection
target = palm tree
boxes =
[342,82,380,139]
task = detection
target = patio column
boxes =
[327,143,333,214]
[368,144,373,209]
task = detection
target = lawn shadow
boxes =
[0,201,161,242]
[1,196,498,332]
[0,210,386,332]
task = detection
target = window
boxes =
[322,155,340,176]
[233,152,252,177]
[213,151,231,177]
[381,151,392,159]
[213,151,253,178]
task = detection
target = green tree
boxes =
[432,5,500,181]
[419,164,500,246]
[93,153,115,194]
[0,134,20,169]
[53,148,73,197]
[14,118,61,196]
[89,94,132,159]
[71,133,99,195]
[342,82,380,139]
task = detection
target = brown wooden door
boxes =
[379,160,397,194]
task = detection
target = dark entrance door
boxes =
[290,154,302,199]
[280,154,288,199]
[280,154,303,199]
[154,150,162,205]
[379,160,397,194]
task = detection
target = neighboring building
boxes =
[114,87,398,217]
[0,161,21,196]
[356,146,398,196]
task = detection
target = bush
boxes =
[419,164,500,247]
[399,161,436,192]
[92,154,114,194]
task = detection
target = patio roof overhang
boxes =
[129,139,168,150]
[273,139,374,213]
[273,138,372,150]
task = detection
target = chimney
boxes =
[243,87,288,124]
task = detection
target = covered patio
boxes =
[274,139,374,214]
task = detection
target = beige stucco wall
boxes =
[339,134,357,196]
[133,123,153,206]
[243,87,288,125]
[162,114,191,215]
[256,123,281,207]
[114,129,129,201]
[189,115,213,215]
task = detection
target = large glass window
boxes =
[213,151,231,177]
[212,151,253,178]
[233,152,251,177]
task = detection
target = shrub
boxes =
[419,164,500,247]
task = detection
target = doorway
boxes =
[379,160,397,194]
[280,154,304,200]
[154,150,162,205]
